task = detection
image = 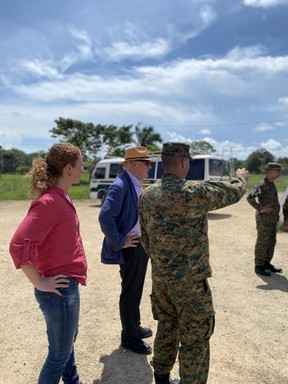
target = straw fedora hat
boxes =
[121,146,152,164]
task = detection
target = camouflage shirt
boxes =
[246,177,280,223]
[138,174,247,282]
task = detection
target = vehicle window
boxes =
[209,159,229,176]
[156,161,163,178]
[186,159,205,180]
[93,167,105,179]
[109,163,123,178]
[147,162,156,179]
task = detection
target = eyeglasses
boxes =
[136,160,151,166]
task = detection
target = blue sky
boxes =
[1,0,288,160]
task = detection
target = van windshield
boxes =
[209,159,229,177]
[109,163,123,178]
[93,167,105,179]
[186,159,205,180]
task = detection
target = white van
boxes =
[144,153,230,187]
[89,158,124,205]
[90,154,231,204]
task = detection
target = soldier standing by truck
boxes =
[247,162,283,276]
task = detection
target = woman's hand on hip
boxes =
[37,275,70,296]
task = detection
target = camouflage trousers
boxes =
[151,277,215,384]
[255,218,278,266]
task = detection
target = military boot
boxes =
[154,373,180,384]
[255,266,271,276]
[264,262,283,273]
[154,373,170,384]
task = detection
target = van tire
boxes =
[100,191,107,206]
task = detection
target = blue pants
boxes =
[34,278,80,384]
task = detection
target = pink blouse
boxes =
[9,187,87,285]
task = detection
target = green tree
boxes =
[190,140,215,154]
[104,125,134,157]
[50,118,101,159]
[0,148,31,173]
[229,157,245,170]
[278,157,288,173]
[246,149,274,173]
[134,123,162,150]
[50,118,134,160]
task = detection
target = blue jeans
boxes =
[34,277,80,384]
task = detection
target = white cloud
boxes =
[243,0,288,8]
[68,27,94,61]
[0,130,22,148]
[18,29,95,79]
[226,45,267,60]
[167,132,193,144]
[253,123,274,132]
[1,1,288,159]
[199,129,212,135]
[22,60,61,79]
[278,97,288,106]
[275,120,287,126]
[103,38,170,61]
[69,28,92,45]
[199,5,217,27]
[4,52,288,150]
[165,134,250,160]
[165,133,288,160]
[260,138,282,151]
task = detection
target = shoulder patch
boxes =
[251,186,261,198]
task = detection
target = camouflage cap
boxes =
[265,162,281,170]
[161,142,191,158]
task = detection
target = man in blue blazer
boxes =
[99,146,153,355]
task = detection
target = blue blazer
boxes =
[99,171,139,265]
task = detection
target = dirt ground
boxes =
[0,196,287,384]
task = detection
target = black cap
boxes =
[161,142,191,158]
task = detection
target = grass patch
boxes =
[246,174,288,193]
[0,172,287,201]
[0,172,90,200]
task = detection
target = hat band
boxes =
[125,156,151,161]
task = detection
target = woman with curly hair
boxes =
[9,142,86,384]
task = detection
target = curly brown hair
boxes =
[29,142,81,198]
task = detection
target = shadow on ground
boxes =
[207,213,232,220]
[92,347,153,384]
[256,273,288,293]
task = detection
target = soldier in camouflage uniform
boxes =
[247,162,283,277]
[138,142,249,384]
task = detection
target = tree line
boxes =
[1,117,288,175]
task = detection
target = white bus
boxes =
[89,154,231,204]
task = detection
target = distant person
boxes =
[283,195,288,228]
[247,162,283,276]
[9,142,86,384]
[138,142,249,384]
[99,146,153,355]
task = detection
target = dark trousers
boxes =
[120,242,148,341]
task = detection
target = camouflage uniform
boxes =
[138,142,247,384]
[247,170,280,267]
